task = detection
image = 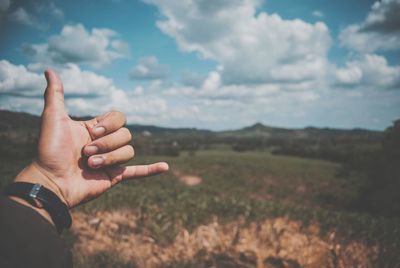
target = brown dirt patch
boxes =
[173,170,203,186]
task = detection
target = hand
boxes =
[14,69,169,209]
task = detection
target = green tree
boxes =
[360,119,400,216]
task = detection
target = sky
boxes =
[0,0,399,130]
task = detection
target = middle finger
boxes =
[83,127,132,156]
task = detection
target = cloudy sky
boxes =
[1,0,399,130]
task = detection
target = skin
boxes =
[11,69,169,225]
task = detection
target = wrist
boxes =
[14,161,70,208]
[4,182,72,233]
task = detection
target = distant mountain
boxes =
[222,122,302,138]
[0,110,41,145]
[0,110,41,130]
[222,122,383,140]
[126,124,213,136]
[0,110,383,141]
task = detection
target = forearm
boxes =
[0,195,72,268]
[8,196,55,226]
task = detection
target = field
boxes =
[1,111,400,268]
[3,149,399,267]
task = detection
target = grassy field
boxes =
[68,149,400,267]
[1,148,400,267]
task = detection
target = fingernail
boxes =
[93,126,105,136]
[84,145,98,156]
[91,156,104,168]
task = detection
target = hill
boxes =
[0,110,41,130]
[222,122,382,140]
[0,110,382,140]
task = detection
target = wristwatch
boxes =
[3,182,72,233]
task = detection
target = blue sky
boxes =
[0,0,399,130]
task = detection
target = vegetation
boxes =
[1,110,399,267]
[350,120,400,216]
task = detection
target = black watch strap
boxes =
[3,182,72,233]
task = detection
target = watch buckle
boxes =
[29,184,42,198]
[29,184,44,208]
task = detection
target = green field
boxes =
[2,148,400,267]
[82,149,358,217]
[62,149,399,267]
[1,110,399,267]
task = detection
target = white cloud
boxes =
[1,1,64,29]
[2,58,399,130]
[202,71,221,91]
[8,7,45,29]
[181,70,207,87]
[0,60,45,96]
[3,1,399,130]
[48,2,64,19]
[363,0,400,33]
[31,1,65,20]
[0,60,171,125]
[58,64,116,96]
[340,0,400,53]
[335,66,363,86]
[312,10,324,18]
[111,40,130,56]
[339,25,400,53]
[335,54,400,88]
[0,0,10,12]
[24,24,130,68]
[0,60,116,97]
[129,56,168,80]
[159,83,321,129]
[144,0,331,85]
[337,0,400,90]
[135,0,333,127]
[163,70,321,105]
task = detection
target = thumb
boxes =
[43,69,66,114]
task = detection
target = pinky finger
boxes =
[121,162,169,180]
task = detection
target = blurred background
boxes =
[1,0,400,267]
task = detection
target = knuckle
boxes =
[103,154,112,164]
[127,145,135,158]
[109,109,120,114]
[111,109,122,116]
[121,127,132,141]
[95,140,109,151]
[110,110,126,125]
[53,84,63,94]
[121,113,127,125]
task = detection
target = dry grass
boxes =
[71,210,378,268]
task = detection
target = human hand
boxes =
[14,69,169,208]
